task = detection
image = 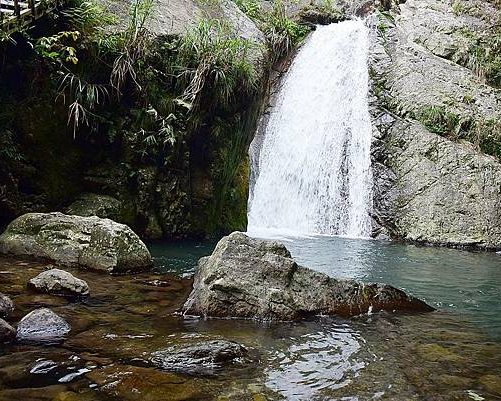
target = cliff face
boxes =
[2,0,501,247]
[370,0,501,249]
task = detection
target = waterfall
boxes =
[248,20,373,238]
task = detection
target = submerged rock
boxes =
[0,318,15,343]
[151,339,249,375]
[86,364,206,401]
[28,268,89,297]
[0,212,153,273]
[183,232,434,320]
[0,293,14,318]
[16,308,71,343]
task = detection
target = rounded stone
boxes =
[16,308,71,343]
[0,318,15,343]
[0,293,14,318]
[28,268,89,297]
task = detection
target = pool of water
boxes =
[152,234,501,341]
[1,235,501,401]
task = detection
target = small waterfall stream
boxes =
[248,20,373,237]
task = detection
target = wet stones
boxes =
[151,339,249,375]
[16,308,71,343]
[28,269,89,297]
[0,293,13,318]
[0,319,15,343]
[183,232,435,320]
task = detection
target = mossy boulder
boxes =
[0,212,153,273]
[65,193,123,222]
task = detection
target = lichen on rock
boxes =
[183,232,434,320]
[0,212,153,273]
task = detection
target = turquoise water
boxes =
[1,237,500,400]
[151,235,501,340]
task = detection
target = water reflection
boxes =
[248,233,501,340]
[265,323,364,400]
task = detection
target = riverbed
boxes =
[0,235,500,400]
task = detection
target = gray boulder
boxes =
[65,193,123,222]
[28,268,90,297]
[0,212,153,273]
[16,308,71,343]
[183,232,434,320]
[151,339,249,375]
[0,293,14,318]
[0,318,15,343]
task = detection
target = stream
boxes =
[0,236,501,400]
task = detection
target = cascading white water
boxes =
[248,20,373,238]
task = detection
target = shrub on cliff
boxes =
[419,106,501,160]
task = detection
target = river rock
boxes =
[151,339,249,375]
[0,318,15,343]
[28,269,89,297]
[183,232,434,320]
[16,308,71,343]
[0,212,153,273]
[0,293,14,318]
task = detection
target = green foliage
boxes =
[420,106,464,138]
[175,18,258,110]
[261,0,310,62]
[0,130,22,162]
[233,0,310,62]
[451,0,466,16]
[110,0,153,95]
[419,106,501,159]
[57,72,110,137]
[454,24,501,88]
[62,0,116,36]
[233,0,261,19]
[36,31,81,65]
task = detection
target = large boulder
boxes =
[183,232,434,320]
[0,293,14,318]
[28,268,90,297]
[0,318,15,343]
[16,308,71,343]
[0,212,153,273]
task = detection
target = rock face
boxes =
[0,318,15,343]
[369,0,501,249]
[0,212,153,273]
[183,232,434,320]
[151,339,249,375]
[16,308,71,343]
[0,293,14,318]
[28,268,90,296]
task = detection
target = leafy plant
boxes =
[419,106,501,159]
[234,0,261,19]
[175,18,258,111]
[419,106,465,138]
[36,31,81,65]
[261,0,310,62]
[56,72,110,136]
[110,0,153,95]
[453,25,501,88]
